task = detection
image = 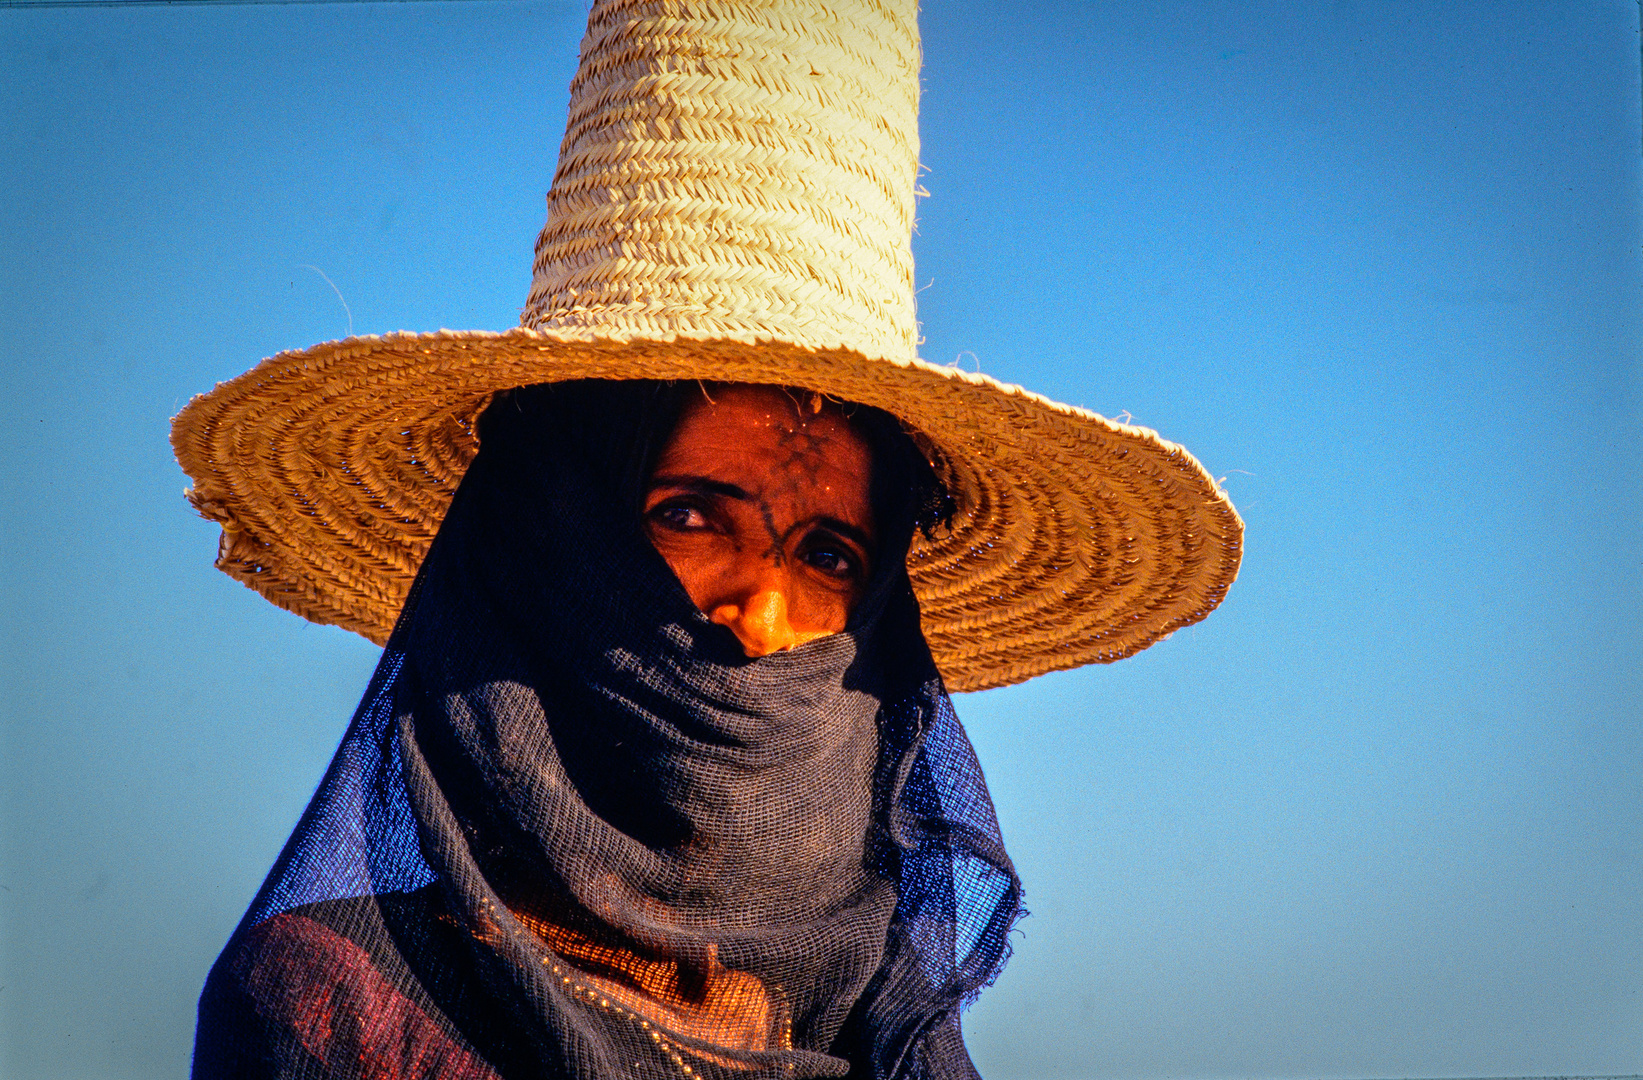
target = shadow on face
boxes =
[643,384,876,657]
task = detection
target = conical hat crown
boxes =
[523,0,921,360]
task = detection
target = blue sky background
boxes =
[2,2,1639,1079]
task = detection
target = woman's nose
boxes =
[709,563,832,657]
[710,586,797,657]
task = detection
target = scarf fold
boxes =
[194,382,1022,1080]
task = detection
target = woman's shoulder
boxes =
[195,891,503,1080]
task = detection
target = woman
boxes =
[173,4,1240,1078]
[193,379,1017,1079]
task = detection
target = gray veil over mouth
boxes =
[193,381,1022,1080]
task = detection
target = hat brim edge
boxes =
[171,328,1243,693]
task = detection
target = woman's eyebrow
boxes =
[791,516,873,550]
[648,475,751,501]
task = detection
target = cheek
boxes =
[644,526,743,607]
[783,577,859,634]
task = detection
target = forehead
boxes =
[660,385,871,473]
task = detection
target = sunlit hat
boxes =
[170,0,1242,693]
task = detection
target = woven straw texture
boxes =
[170,0,1242,693]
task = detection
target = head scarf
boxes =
[193,381,1022,1080]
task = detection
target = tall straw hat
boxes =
[171,0,1242,693]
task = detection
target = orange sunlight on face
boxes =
[643,384,876,658]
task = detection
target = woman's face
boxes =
[643,384,876,657]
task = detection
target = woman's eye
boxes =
[803,545,858,579]
[648,502,707,531]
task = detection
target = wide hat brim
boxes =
[171,327,1241,693]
